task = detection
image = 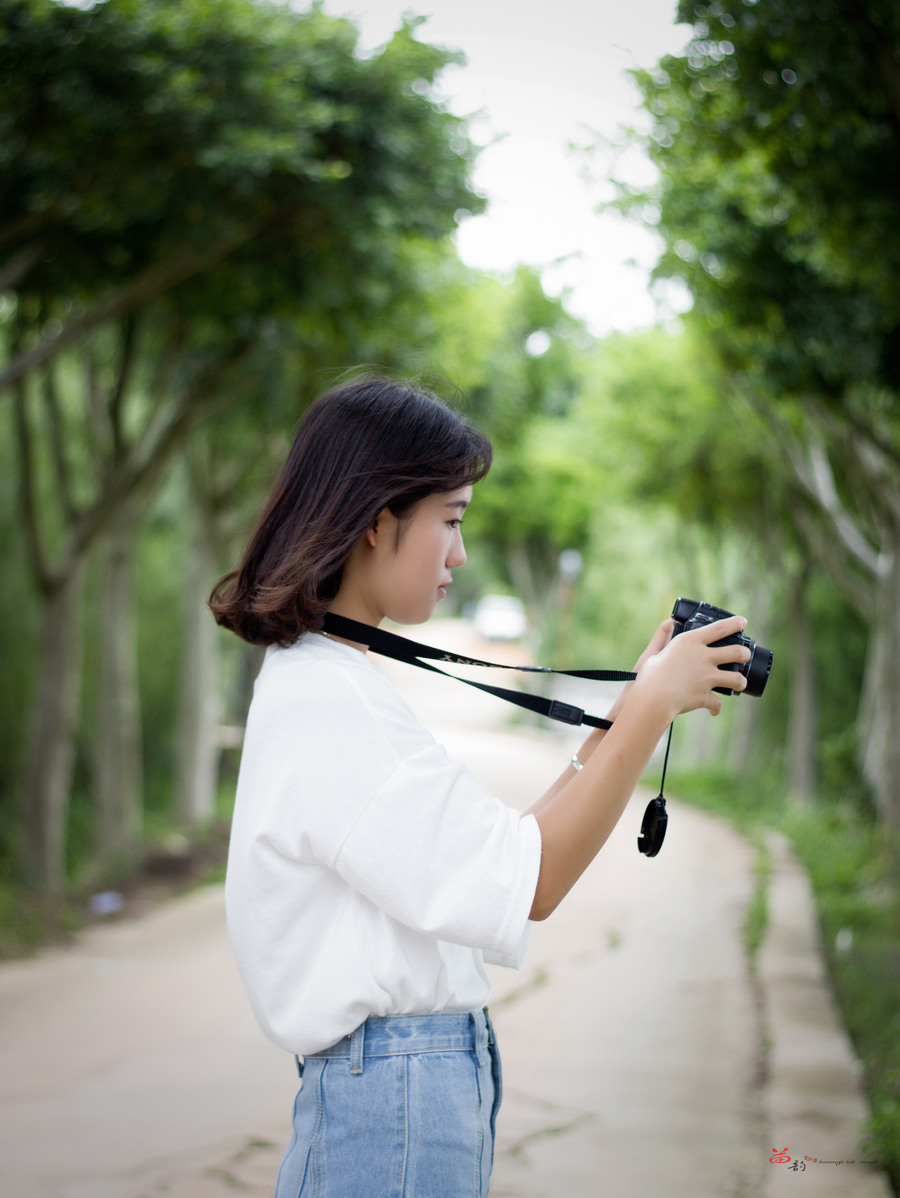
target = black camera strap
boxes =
[321,613,636,732]
[322,614,672,858]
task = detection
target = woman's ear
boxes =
[364,515,381,548]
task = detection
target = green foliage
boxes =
[409,265,596,610]
[474,415,595,557]
[668,0,900,306]
[0,882,84,959]
[0,0,488,891]
[744,842,772,969]
[625,0,900,449]
[607,0,900,837]
[2,0,483,493]
[804,578,870,760]
[666,763,785,832]
[558,329,789,663]
[1,0,477,307]
[575,327,784,528]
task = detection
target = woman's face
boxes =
[361,485,472,626]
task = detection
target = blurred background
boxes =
[1,0,898,1187]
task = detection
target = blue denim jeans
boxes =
[273,1009,501,1198]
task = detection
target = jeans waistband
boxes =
[304,1009,494,1074]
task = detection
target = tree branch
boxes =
[0,224,259,396]
[817,390,900,474]
[0,212,50,251]
[856,0,900,137]
[64,337,255,567]
[150,320,189,400]
[793,504,875,616]
[13,375,53,595]
[736,380,883,576]
[0,242,44,293]
[796,436,883,576]
[84,342,108,459]
[811,398,900,531]
[40,361,78,524]
[109,314,140,459]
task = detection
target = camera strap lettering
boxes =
[321,613,636,732]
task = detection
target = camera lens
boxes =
[745,643,774,697]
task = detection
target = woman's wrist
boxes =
[615,671,678,740]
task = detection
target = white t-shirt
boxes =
[225,632,542,1055]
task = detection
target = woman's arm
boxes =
[525,614,750,920]
[526,618,676,816]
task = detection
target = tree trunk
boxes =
[726,581,771,777]
[786,570,817,806]
[92,497,144,878]
[859,545,900,830]
[22,563,86,892]
[679,701,725,766]
[174,509,221,828]
[726,690,760,777]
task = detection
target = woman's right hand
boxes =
[528,611,751,921]
[630,614,751,721]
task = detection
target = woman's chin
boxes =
[389,604,437,627]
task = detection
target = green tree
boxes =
[411,263,597,632]
[575,327,834,791]
[616,0,900,828]
[1,0,480,890]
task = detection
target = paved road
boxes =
[0,622,890,1197]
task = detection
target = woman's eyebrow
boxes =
[444,499,470,512]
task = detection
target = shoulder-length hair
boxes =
[209,373,492,645]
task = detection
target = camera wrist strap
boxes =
[637,723,674,857]
[321,613,636,732]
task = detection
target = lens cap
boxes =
[638,795,668,857]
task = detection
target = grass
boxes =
[0,881,85,959]
[0,816,232,961]
[743,839,772,971]
[666,765,900,1195]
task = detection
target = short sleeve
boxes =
[335,740,542,959]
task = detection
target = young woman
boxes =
[210,373,749,1198]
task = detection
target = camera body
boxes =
[671,598,773,697]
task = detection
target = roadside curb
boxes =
[759,830,893,1196]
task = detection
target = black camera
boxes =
[671,598,773,697]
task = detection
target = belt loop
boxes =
[350,1020,366,1075]
[483,1006,495,1049]
[473,1008,489,1067]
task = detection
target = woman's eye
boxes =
[448,519,464,530]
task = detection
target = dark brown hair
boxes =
[209,373,492,645]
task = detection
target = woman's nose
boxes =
[447,531,466,568]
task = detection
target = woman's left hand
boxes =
[606,618,675,723]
